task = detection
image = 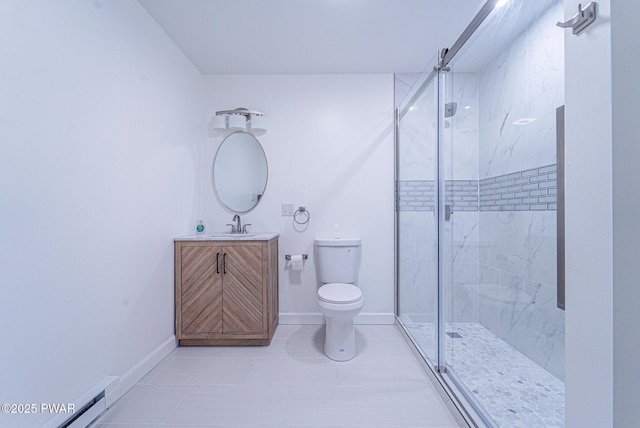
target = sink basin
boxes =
[207,232,261,239]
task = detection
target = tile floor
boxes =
[91,325,461,427]
[401,318,564,427]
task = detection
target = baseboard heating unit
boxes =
[58,390,105,428]
[41,376,116,428]
[42,336,176,427]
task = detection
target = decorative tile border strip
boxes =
[398,180,435,211]
[445,180,478,212]
[479,164,557,212]
[398,164,557,213]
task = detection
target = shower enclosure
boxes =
[395,1,565,426]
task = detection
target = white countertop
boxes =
[174,232,279,241]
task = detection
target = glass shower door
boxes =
[438,67,482,384]
[439,1,565,426]
[396,2,565,426]
[396,57,439,365]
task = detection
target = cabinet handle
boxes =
[223,253,226,274]
[216,252,220,274]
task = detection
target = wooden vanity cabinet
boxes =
[175,238,278,346]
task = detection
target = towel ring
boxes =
[294,206,310,225]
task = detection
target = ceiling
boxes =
[137,0,486,75]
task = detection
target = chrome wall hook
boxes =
[557,2,598,36]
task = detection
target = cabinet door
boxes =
[180,244,223,335]
[222,244,263,334]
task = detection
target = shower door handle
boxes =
[445,204,454,221]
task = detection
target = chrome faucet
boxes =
[233,215,242,233]
[226,215,251,234]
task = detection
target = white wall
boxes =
[564,0,614,426]
[0,1,203,425]
[565,1,640,424]
[611,0,640,425]
[202,75,395,322]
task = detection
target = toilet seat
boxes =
[318,283,362,304]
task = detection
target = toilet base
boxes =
[324,315,357,361]
[318,297,364,362]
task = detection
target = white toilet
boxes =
[314,238,364,361]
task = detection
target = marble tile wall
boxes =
[439,73,481,329]
[396,72,438,319]
[476,2,564,381]
[478,2,564,179]
[398,211,437,319]
[478,211,563,380]
[443,211,480,324]
[444,73,480,181]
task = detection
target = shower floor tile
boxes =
[400,317,565,428]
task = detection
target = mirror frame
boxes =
[211,131,269,213]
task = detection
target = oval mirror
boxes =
[212,131,268,213]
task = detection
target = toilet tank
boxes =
[314,238,361,284]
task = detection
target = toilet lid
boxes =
[318,283,362,304]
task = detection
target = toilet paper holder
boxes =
[285,254,308,260]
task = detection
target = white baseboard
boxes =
[355,313,395,324]
[104,335,177,408]
[279,313,324,324]
[279,312,395,325]
[41,376,117,428]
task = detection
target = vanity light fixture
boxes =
[227,113,246,130]
[208,108,268,136]
[248,114,268,136]
[210,114,226,131]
